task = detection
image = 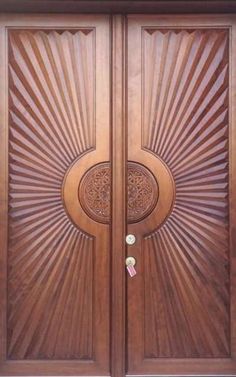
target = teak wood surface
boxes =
[0,11,235,377]
[0,0,236,14]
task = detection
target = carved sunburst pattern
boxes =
[142,29,229,357]
[8,29,95,359]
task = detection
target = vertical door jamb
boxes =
[111,14,127,377]
[0,22,8,363]
[230,16,236,363]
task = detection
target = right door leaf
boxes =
[127,21,231,374]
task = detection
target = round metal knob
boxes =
[125,234,136,245]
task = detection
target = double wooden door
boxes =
[0,14,236,377]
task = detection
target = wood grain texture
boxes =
[4,18,111,374]
[230,18,236,362]
[0,25,8,362]
[0,1,236,14]
[143,28,230,358]
[127,16,236,375]
[111,14,126,377]
[0,12,236,377]
[1,16,111,377]
[8,29,95,360]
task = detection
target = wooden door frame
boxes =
[111,14,127,377]
[0,8,236,377]
[0,0,236,14]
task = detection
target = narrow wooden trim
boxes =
[0,24,7,362]
[0,360,108,376]
[230,18,236,361]
[0,0,236,14]
[126,375,236,377]
[111,14,126,377]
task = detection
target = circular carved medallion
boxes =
[79,163,110,224]
[79,162,158,224]
[127,162,158,223]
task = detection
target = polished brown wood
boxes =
[0,14,111,376]
[0,11,236,377]
[230,18,236,364]
[0,1,236,14]
[0,23,8,364]
[111,14,126,377]
[127,14,236,376]
[8,27,95,359]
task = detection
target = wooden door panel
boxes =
[127,15,236,375]
[0,15,110,376]
[8,28,96,361]
[142,28,229,359]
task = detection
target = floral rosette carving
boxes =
[127,162,158,223]
[79,162,158,223]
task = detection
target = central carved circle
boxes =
[79,162,159,224]
[79,163,110,223]
[127,162,158,223]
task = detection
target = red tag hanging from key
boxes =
[126,263,137,277]
[125,257,137,278]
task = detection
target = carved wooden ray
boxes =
[8,29,95,359]
[142,29,229,357]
